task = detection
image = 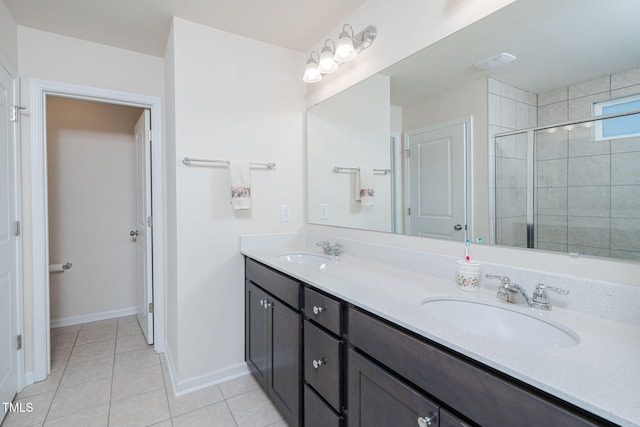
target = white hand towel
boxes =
[356,167,375,206]
[229,160,251,210]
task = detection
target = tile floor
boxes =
[2,316,287,427]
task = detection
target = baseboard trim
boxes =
[50,307,137,328]
[164,347,249,398]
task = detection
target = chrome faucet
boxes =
[486,275,568,311]
[531,284,569,311]
[316,241,343,256]
[486,275,531,306]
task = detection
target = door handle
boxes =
[453,224,464,231]
[130,230,140,237]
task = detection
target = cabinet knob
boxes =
[312,358,326,369]
[312,305,325,315]
[417,415,437,427]
[260,299,272,310]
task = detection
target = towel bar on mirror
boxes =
[182,157,276,169]
[333,166,393,175]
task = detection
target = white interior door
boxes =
[406,120,467,240]
[0,65,19,421]
[134,110,153,344]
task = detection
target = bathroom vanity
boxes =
[242,234,639,427]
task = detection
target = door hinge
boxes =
[404,149,410,158]
[10,105,26,122]
[14,221,21,236]
[407,207,411,215]
[148,302,154,314]
[147,216,153,227]
[17,335,22,350]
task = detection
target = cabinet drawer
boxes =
[304,287,342,335]
[304,320,342,412]
[440,409,472,427]
[348,307,603,427]
[246,258,300,309]
[304,385,342,427]
[348,349,439,427]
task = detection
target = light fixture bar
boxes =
[302,24,377,83]
[352,25,377,53]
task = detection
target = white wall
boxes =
[402,78,489,241]
[17,26,164,375]
[0,1,18,72]
[307,74,392,231]
[46,97,141,324]
[166,17,306,389]
[305,0,640,286]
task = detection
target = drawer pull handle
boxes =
[417,415,437,427]
[312,305,325,315]
[312,358,326,369]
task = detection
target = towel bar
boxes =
[182,157,276,169]
[333,166,393,175]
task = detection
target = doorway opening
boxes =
[30,80,164,382]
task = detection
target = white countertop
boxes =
[242,241,640,426]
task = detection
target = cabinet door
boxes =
[246,282,269,388]
[348,349,439,427]
[270,298,301,427]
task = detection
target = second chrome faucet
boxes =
[485,274,568,311]
[316,241,344,257]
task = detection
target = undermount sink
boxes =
[421,297,579,348]
[277,253,330,269]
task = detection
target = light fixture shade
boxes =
[335,31,357,62]
[318,47,338,74]
[303,58,322,83]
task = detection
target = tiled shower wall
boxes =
[488,78,537,246]
[490,67,640,260]
[535,67,640,260]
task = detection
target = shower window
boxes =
[594,94,640,140]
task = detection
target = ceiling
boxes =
[2,0,367,56]
[382,0,640,105]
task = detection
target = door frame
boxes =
[403,116,473,240]
[1,57,24,394]
[29,79,165,381]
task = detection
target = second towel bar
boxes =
[333,166,393,175]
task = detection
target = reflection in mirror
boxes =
[306,0,640,261]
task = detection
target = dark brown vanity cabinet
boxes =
[303,287,345,427]
[244,257,615,427]
[245,259,301,427]
[348,307,613,427]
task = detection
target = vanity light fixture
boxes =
[302,24,377,83]
[318,40,339,74]
[303,51,322,83]
[335,24,357,62]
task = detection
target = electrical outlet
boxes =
[319,204,329,220]
[280,204,291,222]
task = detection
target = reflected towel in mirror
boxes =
[356,167,375,206]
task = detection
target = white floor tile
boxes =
[30,317,283,427]
[108,388,170,427]
[172,401,237,427]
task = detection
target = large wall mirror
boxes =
[307,0,640,261]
